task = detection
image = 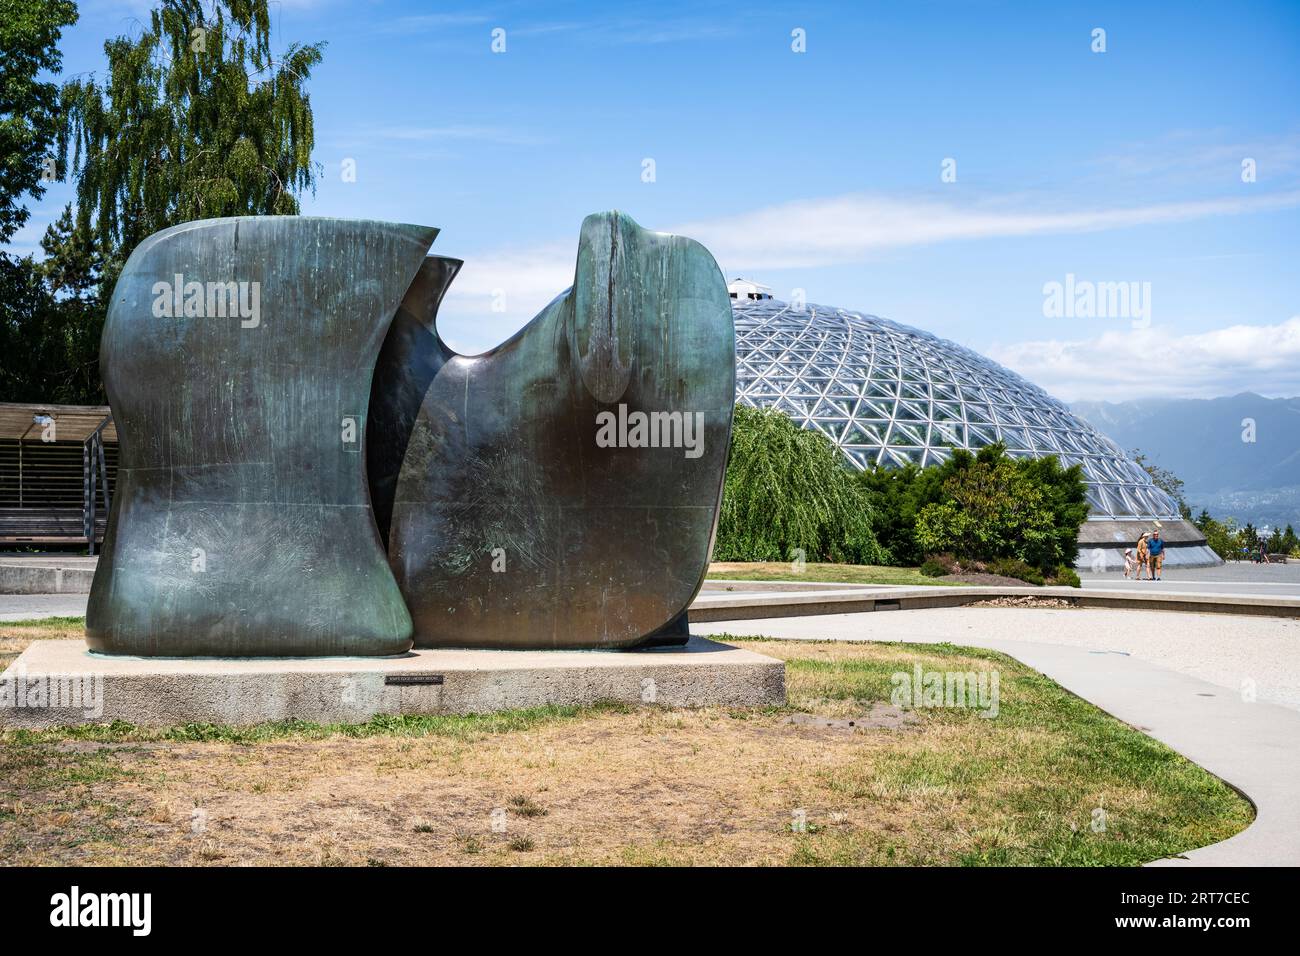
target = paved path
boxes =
[695,607,1300,866]
[0,593,88,621]
[1079,561,1300,598]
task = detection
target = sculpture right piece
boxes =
[368,211,735,649]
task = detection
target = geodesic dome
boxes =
[731,296,1180,522]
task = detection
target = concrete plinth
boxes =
[0,637,786,729]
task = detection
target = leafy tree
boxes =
[858,461,945,565]
[714,406,884,564]
[863,444,1087,573]
[1188,507,1241,560]
[1,0,324,404]
[59,0,325,276]
[1132,449,1191,520]
[0,0,77,243]
[912,445,1086,573]
[0,254,58,400]
[1200,514,1240,561]
[1015,453,1091,569]
[0,205,108,403]
[0,0,79,403]
[38,206,106,401]
[1282,524,1298,556]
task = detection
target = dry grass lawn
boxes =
[0,619,1251,866]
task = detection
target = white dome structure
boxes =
[728,288,1220,568]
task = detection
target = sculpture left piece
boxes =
[86,217,438,656]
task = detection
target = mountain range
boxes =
[1070,393,1300,529]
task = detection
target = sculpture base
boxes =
[0,638,786,729]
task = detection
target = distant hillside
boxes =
[1071,393,1300,528]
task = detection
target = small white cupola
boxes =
[727,277,773,301]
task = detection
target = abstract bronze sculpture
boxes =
[89,211,733,656]
[87,217,434,656]
[370,212,734,649]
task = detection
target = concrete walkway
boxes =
[694,607,1300,866]
[0,593,88,622]
[1079,560,1300,599]
[694,580,1300,621]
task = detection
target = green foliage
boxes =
[1133,449,1190,520]
[1,205,112,404]
[60,0,324,267]
[1212,516,1246,559]
[1052,564,1082,588]
[0,0,77,243]
[857,461,945,565]
[985,556,1044,586]
[0,255,51,398]
[1190,508,1300,560]
[2,0,325,404]
[0,0,86,402]
[867,444,1088,574]
[1015,453,1091,569]
[714,406,884,564]
[919,559,947,578]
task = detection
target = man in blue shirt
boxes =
[1147,529,1165,580]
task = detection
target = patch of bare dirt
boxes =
[2,708,914,867]
[968,596,1080,609]
[784,704,919,732]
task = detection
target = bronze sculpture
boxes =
[88,211,733,656]
[87,217,432,656]
[370,212,734,649]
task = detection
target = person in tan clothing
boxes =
[1135,533,1150,581]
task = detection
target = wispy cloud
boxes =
[363,124,546,146]
[510,22,585,38]
[367,11,737,45]
[679,190,1300,272]
[437,240,575,353]
[435,187,1300,350]
[593,18,738,44]
[988,317,1300,402]
[1090,131,1300,182]
[371,13,492,35]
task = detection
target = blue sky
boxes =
[18,0,1300,400]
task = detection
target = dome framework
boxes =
[731,297,1180,522]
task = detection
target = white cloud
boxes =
[987,317,1300,402]
[359,125,545,146]
[1090,131,1300,181]
[677,190,1300,272]
[433,188,1300,352]
[436,241,574,354]
[371,13,492,34]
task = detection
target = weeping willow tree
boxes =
[58,0,324,270]
[713,405,884,564]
